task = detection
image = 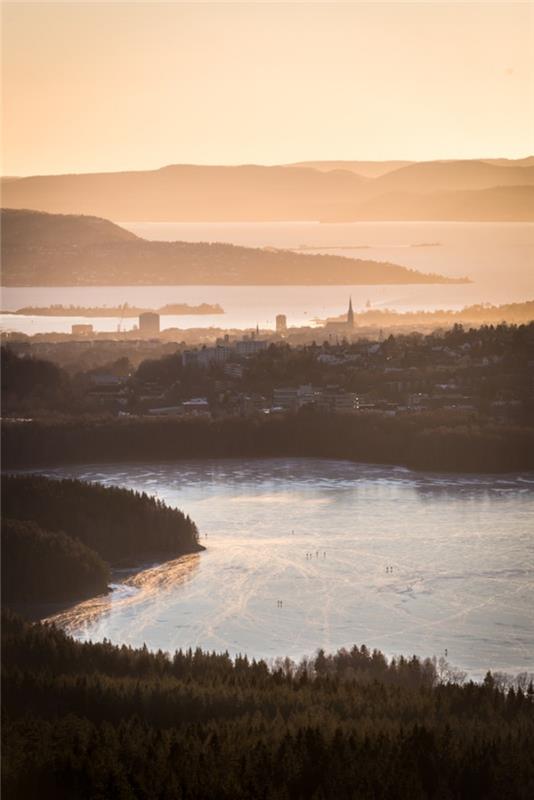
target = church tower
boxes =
[347,297,354,328]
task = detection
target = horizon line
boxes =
[3,154,534,180]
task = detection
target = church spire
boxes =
[347,296,354,328]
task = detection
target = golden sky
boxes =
[1,1,533,175]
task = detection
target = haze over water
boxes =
[39,459,534,679]
[1,221,532,335]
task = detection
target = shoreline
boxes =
[5,544,206,623]
[1,277,470,288]
[2,304,225,317]
[3,452,533,477]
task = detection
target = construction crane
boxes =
[117,302,127,334]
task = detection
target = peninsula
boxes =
[1,208,468,287]
[1,474,203,606]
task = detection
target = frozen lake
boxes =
[39,458,534,679]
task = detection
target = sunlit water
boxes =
[2,222,532,334]
[31,458,534,679]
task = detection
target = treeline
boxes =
[3,410,534,473]
[2,612,534,799]
[1,475,202,604]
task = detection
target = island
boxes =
[5,302,224,317]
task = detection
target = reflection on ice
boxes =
[45,554,201,637]
[31,458,534,678]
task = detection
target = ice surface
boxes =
[36,458,534,679]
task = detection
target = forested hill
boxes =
[1,207,138,247]
[1,208,463,286]
[3,612,534,799]
[1,475,202,604]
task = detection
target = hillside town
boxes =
[3,305,532,426]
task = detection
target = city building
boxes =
[183,336,268,368]
[272,387,298,410]
[316,385,359,413]
[224,362,244,379]
[181,397,210,416]
[273,384,359,413]
[138,312,160,336]
[183,345,232,368]
[276,314,287,333]
[272,384,316,410]
[235,337,268,356]
[324,297,356,334]
[71,324,94,336]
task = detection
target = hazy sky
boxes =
[1,1,533,175]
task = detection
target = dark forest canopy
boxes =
[2,474,202,565]
[0,209,465,286]
[1,518,110,604]
[3,411,534,474]
[2,612,534,800]
[1,346,69,412]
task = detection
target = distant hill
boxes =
[2,207,139,246]
[482,157,534,168]
[322,186,534,222]
[1,165,367,223]
[291,157,534,176]
[0,209,466,287]
[287,160,413,178]
[1,159,532,222]
[366,160,534,195]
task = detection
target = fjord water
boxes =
[41,459,534,679]
[2,222,533,334]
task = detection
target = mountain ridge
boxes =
[2,159,532,222]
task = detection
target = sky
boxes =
[1,1,533,175]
